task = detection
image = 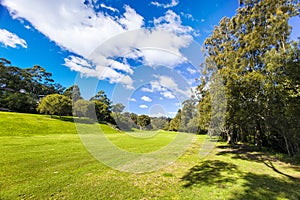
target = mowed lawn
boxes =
[0,112,300,199]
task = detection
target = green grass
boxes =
[1,111,300,199]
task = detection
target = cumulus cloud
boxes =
[128,97,136,102]
[139,104,148,109]
[64,56,134,89]
[0,29,27,48]
[2,0,195,89]
[151,0,179,8]
[141,95,152,102]
[161,91,175,99]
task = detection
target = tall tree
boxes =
[169,109,181,131]
[203,0,299,150]
[63,85,82,102]
[90,90,114,123]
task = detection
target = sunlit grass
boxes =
[1,112,300,199]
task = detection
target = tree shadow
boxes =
[181,160,300,199]
[230,172,300,200]
[216,144,299,180]
[181,160,238,187]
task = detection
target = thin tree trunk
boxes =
[283,134,291,157]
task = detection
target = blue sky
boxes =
[0,0,299,117]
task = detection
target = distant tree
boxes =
[169,109,181,131]
[130,113,138,125]
[137,114,151,130]
[89,90,114,123]
[151,117,168,130]
[4,93,37,113]
[37,94,72,117]
[64,85,82,102]
[112,103,125,113]
[73,99,90,117]
[90,90,112,107]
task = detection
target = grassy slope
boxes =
[0,112,300,199]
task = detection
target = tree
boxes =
[169,109,181,131]
[203,0,299,152]
[137,114,151,130]
[112,103,125,113]
[0,59,65,113]
[37,94,72,117]
[63,85,82,102]
[181,98,197,132]
[151,117,168,130]
[73,99,90,117]
[90,90,112,107]
[130,113,138,125]
[89,90,114,123]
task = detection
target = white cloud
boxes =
[180,12,196,21]
[2,1,144,57]
[141,87,153,92]
[128,97,136,102]
[100,3,119,12]
[150,112,165,117]
[168,111,177,115]
[0,29,27,48]
[64,56,134,89]
[119,5,144,30]
[153,75,192,98]
[187,67,197,74]
[151,0,179,8]
[160,91,175,99]
[139,104,148,109]
[141,95,152,102]
[2,1,196,89]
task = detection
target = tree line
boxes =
[0,62,171,130]
[171,0,300,156]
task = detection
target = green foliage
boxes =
[63,84,82,102]
[73,99,91,117]
[37,94,72,117]
[0,59,64,113]
[151,117,169,130]
[90,90,115,124]
[202,0,300,154]
[137,114,151,129]
[169,109,181,131]
[112,103,125,113]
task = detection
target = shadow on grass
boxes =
[181,160,238,187]
[230,172,300,200]
[216,144,299,180]
[50,116,95,124]
[181,160,300,199]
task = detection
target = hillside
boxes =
[0,112,300,199]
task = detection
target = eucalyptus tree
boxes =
[203,0,299,149]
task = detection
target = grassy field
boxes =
[0,112,300,199]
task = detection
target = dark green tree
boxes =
[64,85,82,102]
[203,0,299,152]
[169,109,181,131]
[137,114,151,130]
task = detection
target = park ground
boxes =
[0,111,300,199]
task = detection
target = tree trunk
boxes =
[283,134,291,157]
[255,120,262,150]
